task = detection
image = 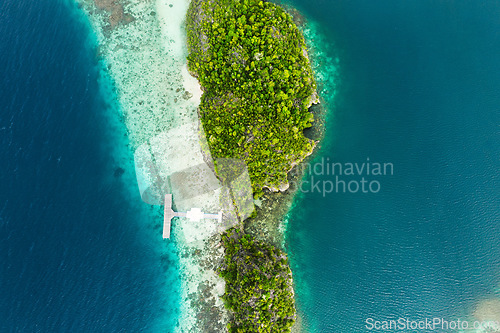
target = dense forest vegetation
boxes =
[186,0,318,331]
[186,0,318,197]
[219,228,296,332]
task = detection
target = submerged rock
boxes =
[114,167,125,177]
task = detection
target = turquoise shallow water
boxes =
[285,0,500,332]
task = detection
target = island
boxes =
[76,0,324,330]
[186,0,320,331]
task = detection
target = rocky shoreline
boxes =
[185,0,328,331]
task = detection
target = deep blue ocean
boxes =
[286,0,500,332]
[0,1,179,331]
[1,0,499,332]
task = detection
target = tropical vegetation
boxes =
[186,0,318,196]
[219,228,296,332]
[186,1,318,330]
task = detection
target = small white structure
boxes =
[186,208,204,222]
[163,194,223,239]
